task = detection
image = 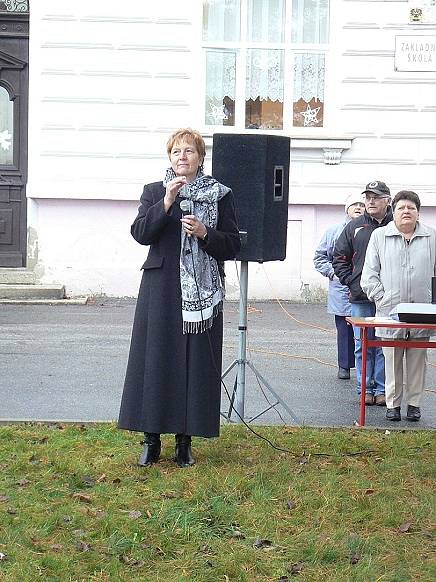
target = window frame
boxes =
[0,80,19,170]
[200,0,330,135]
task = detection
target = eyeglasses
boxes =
[365,194,389,201]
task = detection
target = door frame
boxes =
[0,7,29,267]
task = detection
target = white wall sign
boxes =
[395,35,436,71]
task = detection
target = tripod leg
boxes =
[221,359,241,421]
[222,358,238,380]
[221,261,301,426]
[220,359,243,422]
[226,375,239,421]
[233,261,249,422]
[246,361,301,425]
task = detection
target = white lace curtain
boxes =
[292,0,329,43]
[247,0,284,42]
[203,0,285,42]
[206,50,236,100]
[203,0,240,42]
[204,0,329,43]
[293,53,325,103]
[204,0,285,103]
[246,49,284,102]
[0,86,13,165]
[203,1,328,114]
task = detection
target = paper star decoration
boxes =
[210,104,228,123]
[299,104,321,127]
[0,130,12,151]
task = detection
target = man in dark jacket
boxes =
[333,181,393,406]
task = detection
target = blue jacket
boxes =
[314,220,352,316]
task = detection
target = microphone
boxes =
[179,199,191,216]
[180,199,193,246]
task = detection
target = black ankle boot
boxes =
[175,434,195,467]
[138,433,161,466]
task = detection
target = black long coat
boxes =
[118,181,240,437]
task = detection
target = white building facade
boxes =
[1,0,435,299]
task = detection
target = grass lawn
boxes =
[0,423,434,582]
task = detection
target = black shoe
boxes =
[406,405,421,422]
[138,433,161,466]
[386,407,401,421]
[338,367,350,380]
[175,434,196,467]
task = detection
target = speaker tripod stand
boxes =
[221,261,301,425]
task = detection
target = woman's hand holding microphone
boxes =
[181,213,207,240]
[164,175,207,240]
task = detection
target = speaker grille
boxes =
[212,133,290,262]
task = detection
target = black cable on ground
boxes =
[187,239,374,458]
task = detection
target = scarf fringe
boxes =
[183,301,222,335]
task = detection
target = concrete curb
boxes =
[0,297,89,305]
[0,419,428,431]
[0,419,115,425]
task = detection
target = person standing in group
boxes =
[361,191,436,422]
[333,181,393,406]
[314,193,365,379]
[118,128,240,467]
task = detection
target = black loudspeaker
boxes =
[212,133,290,262]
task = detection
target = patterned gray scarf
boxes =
[163,168,229,334]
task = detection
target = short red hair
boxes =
[166,128,206,161]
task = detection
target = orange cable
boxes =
[261,266,335,334]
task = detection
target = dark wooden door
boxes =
[0,7,29,267]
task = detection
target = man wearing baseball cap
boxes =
[333,181,393,406]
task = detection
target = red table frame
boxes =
[346,317,436,426]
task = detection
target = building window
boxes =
[205,50,236,126]
[0,86,13,165]
[202,0,329,130]
[293,53,325,127]
[246,49,284,129]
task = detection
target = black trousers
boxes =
[335,315,355,370]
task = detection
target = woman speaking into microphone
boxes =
[118,128,240,467]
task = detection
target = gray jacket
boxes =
[361,220,436,338]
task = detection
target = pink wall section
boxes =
[31,198,145,297]
[291,203,436,301]
[30,199,436,299]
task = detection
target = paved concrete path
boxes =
[1,299,435,429]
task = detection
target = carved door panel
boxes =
[0,6,29,267]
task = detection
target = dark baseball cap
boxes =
[362,181,390,198]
